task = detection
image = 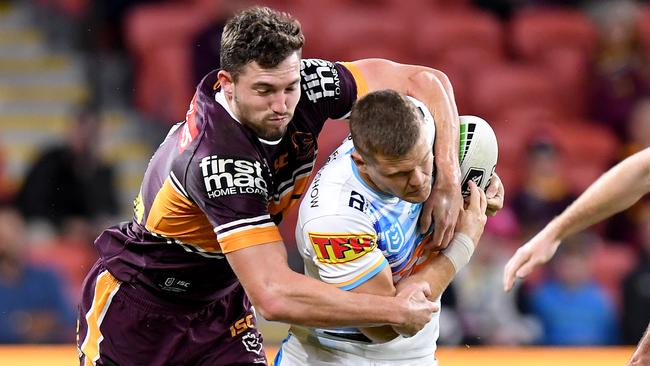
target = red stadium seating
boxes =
[299,7,412,62]
[410,9,505,111]
[124,0,222,122]
[413,9,504,68]
[511,7,599,60]
[490,107,563,196]
[490,106,619,196]
[468,63,560,122]
[510,7,600,117]
[637,5,650,62]
[554,119,619,194]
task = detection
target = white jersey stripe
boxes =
[214,214,272,233]
[216,221,276,239]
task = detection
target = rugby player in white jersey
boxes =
[275,90,504,365]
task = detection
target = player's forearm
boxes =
[228,242,409,328]
[351,59,460,183]
[629,323,650,365]
[639,324,650,354]
[407,69,460,186]
[549,148,650,240]
[402,253,456,301]
[256,269,406,327]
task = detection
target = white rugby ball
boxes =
[458,115,498,197]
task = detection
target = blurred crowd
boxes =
[0,0,649,346]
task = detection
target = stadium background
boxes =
[0,0,648,363]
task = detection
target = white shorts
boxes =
[274,328,438,366]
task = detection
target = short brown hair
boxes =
[350,90,424,162]
[220,6,304,80]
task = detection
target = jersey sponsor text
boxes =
[199,156,268,198]
[309,233,376,264]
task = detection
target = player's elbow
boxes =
[248,289,287,322]
[412,68,451,89]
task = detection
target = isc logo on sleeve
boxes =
[308,233,376,264]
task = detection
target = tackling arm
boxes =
[226,241,437,332]
[401,180,487,300]
[353,181,487,342]
[349,59,462,248]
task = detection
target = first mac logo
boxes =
[199,155,268,199]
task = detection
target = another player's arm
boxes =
[348,265,400,343]
[350,254,455,343]
[186,150,437,332]
[552,147,650,238]
[348,59,461,249]
[399,181,487,298]
[628,323,650,366]
[226,241,436,331]
[504,147,650,291]
[354,182,487,342]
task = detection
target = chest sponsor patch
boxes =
[309,233,377,264]
[199,155,269,199]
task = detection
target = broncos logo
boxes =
[291,131,315,161]
[242,332,263,355]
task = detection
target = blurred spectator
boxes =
[621,199,650,345]
[625,98,650,153]
[528,234,620,345]
[512,138,575,238]
[14,107,118,237]
[587,0,650,139]
[28,219,98,305]
[0,204,75,343]
[454,209,542,345]
[0,142,12,203]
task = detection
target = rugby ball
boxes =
[458,115,498,197]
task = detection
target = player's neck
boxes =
[354,164,392,198]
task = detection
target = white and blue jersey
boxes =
[281,100,440,365]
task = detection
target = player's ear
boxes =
[218,70,235,97]
[351,151,368,173]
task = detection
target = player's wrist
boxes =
[544,219,566,242]
[441,233,475,274]
[434,167,460,189]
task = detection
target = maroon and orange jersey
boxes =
[96,59,366,302]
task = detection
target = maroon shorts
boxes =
[77,260,267,366]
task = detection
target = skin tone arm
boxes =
[628,324,650,366]
[351,181,488,342]
[226,240,438,333]
[503,148,650,365]
[503,147,650,292]
[350,59,462,251]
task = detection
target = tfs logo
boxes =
[199,156,268,199]
[309,233,376,264]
